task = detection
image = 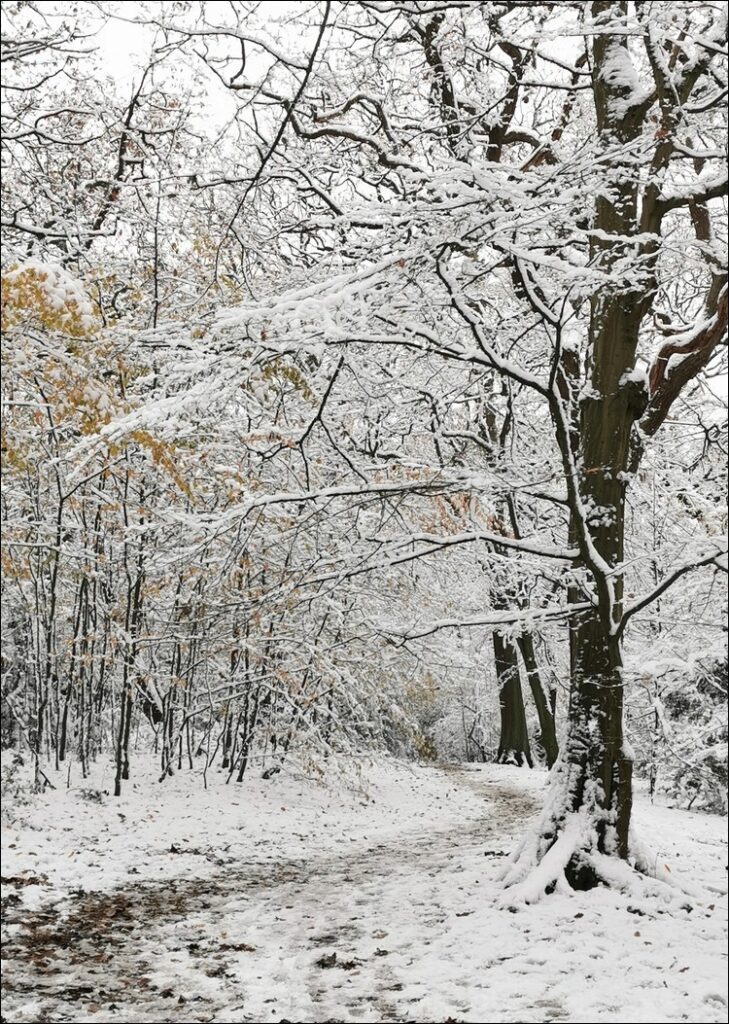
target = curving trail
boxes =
[2,769,533,1024]
[2,765,726,1024]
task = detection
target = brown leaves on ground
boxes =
[314,951,362,970]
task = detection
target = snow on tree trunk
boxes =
[505,2,659,892]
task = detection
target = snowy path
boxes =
[2,763,727,1023]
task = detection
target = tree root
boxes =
[497,764,720,905]
[498,823,704,906]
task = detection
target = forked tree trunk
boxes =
[516,633,558,769]
[494,631,533,768]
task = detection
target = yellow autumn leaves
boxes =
[1,262,190,497]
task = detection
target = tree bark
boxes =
[516,633,558,769]
[555,2,648,885]
[494,630,533,768]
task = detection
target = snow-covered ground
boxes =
[1,757,727,1023]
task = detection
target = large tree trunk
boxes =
[494,630,533,768]
[549,24,645,885]
[504,3,651,893]
[560,303,641,881]
[555,1,648,884]
[563,611,633,883]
